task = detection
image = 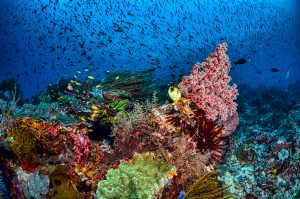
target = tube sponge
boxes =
[96,152,175,199]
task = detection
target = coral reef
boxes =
[14,102,77,125]
[217,85,300,198]
[0,44,238,198]
[16,167,50,199]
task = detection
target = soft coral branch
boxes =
[178,43,238,121]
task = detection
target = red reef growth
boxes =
[192,115,229,162]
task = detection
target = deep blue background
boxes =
[0,0,299,99]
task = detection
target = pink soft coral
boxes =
[178,43,238,121]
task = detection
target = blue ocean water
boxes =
[0,0,299,99]
[0,0,299,198]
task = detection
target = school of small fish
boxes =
[0,0,298,98]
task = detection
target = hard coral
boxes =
[178,43,238,121]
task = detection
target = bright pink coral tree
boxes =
[178,43,238,121]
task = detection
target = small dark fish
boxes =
[79,42,85,48]
[234,58,247,65]
[168,65,178,70]
[271,68,279,72]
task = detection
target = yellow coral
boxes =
[7,118,40,164]
[185,171,233,199]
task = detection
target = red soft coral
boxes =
[178,43,238,121]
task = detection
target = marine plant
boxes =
[96,152,175,199]
[99,68,157,101]
[160,134,209,189]
[178,43,238,121]
[0,78,23,104]
[185,171,232,199]
[193,115,229,163]
[64,80,129,125]
[166,107,229,163]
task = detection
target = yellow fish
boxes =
[79,116,86,121]
[74,81,82,86]
[77,70,82,74]
[84,68,90,72]
[88,76,95,80]
[91,105,99,110]
[92,109,100,114]
[115,76,120,80]
[90,113,99,118]
[67,83,73,91]
[95,84,101,88]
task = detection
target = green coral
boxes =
[97,152,174,199]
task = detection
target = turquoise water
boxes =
[0,0,299,198]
